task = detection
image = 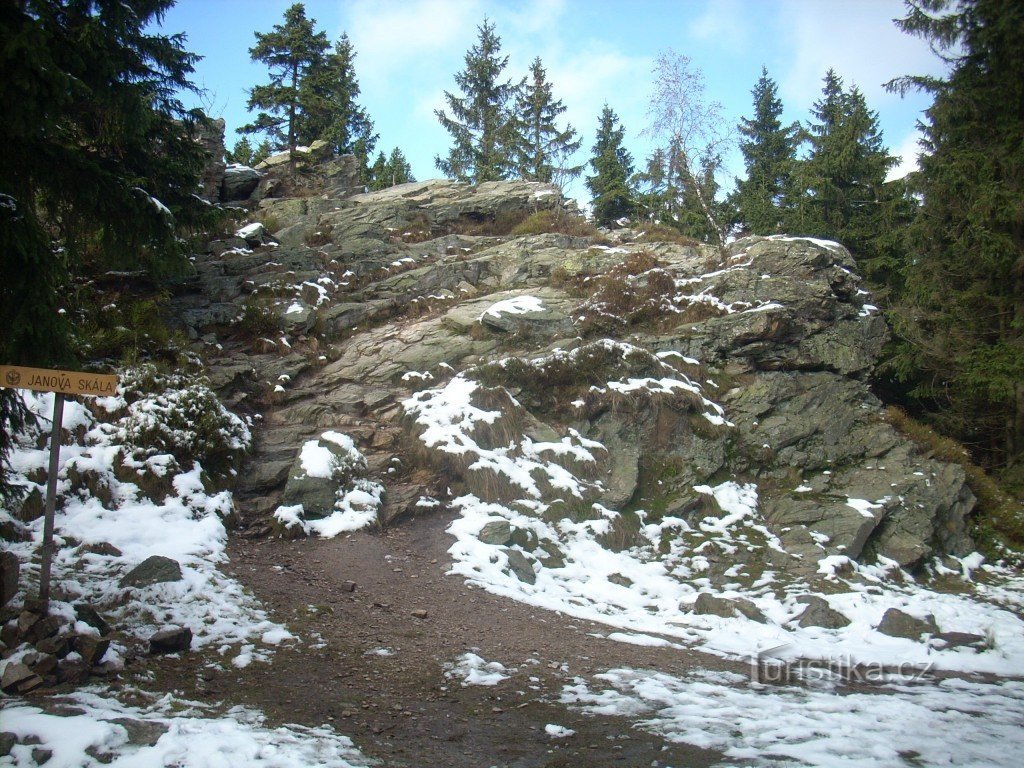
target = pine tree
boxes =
[886,0,1024,477]
[240,3,328,157]
[0,0,213,494]
[368,147,415,190]
[732,67,799,234]
[586,105,635,226]
[299,33,378,178]
[509,57,582,186]
[435,18,515,183]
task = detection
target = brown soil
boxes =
[140,509,748,767]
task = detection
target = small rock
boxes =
[795,595,851,629]
[120,556,183,588]
[876,608,939,641]
[25,652,58,676]
[31,747,53,765]
[503,549,537,585]
[81,542,122,558]
[148,626,192,655]
[24,615,62,645]
[35,635,70,658]
[478,520,512,546]
[933,631,988,651]
[340,581,357,593]
[0,551,18,607]
[75,604,112,636]
[1,621,18,648]
[692,593,767,623]
[56,660,90,685]
[1,662,42,693]
[18,610,41,635]
[410,609,428,620]
[74,635,111,665]
[108,717,169,747]
[0,732,15,757]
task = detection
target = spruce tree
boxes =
[0,0,212,494]
[229,137,255,166]
[299,33,378,178]
[509,57,582,186]
[368,147,415,190]
[785,70,907,282]
[241,3,328,157]
[732,67,799,235]
[368,152,388,190]
[435,18,515,183]
[887,0,1024,477]
[586,105,635,226]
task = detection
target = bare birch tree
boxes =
[644,50,734,248]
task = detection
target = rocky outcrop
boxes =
[173,164,979,592]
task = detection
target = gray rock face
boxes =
[119,556,183,588]
[197,117,226,204]
[171,170,982,587]
[504,549,537,584]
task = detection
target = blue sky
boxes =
[159,0,947,204]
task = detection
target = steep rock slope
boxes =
[168,174,1017,670]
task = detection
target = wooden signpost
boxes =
[0,365,119,605]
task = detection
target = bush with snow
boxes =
[114,365,251,480]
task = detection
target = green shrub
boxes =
[74,290,174,364]
[117,365,251,479]
[235,298,281,339]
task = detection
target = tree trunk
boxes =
[288,61,298,169]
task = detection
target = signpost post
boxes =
[0,365,119,605]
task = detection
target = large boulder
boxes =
[221,164,262,202]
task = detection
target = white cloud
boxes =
[775,0,944,112]
[886,128,923,181]
[342,0,482,95]
[690,0,750,48]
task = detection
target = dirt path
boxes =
[142,509,748,767]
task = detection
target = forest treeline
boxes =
[0,0,1021,501]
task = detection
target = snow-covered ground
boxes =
[0,378,372,767]
[2,386,287,663]
[563,668,1024,767]
[397,327,1024,767]
[2,690,372,768]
